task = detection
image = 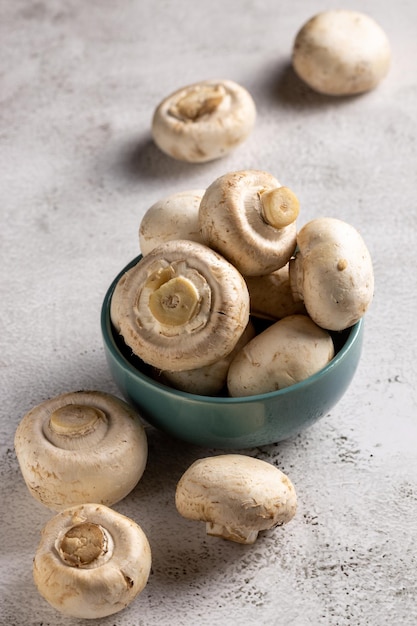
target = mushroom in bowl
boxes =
[101,255,364,449]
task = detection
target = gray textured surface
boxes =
[1,1,416,624]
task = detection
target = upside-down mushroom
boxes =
[111,239,250,372]
[139,189,206,255]
[199,170,298,276]
[33,503,151,619]
[175,454,297,544]
[14,391,148,510]
[289,217,374,331]
[151,79,256,162]
[227,314,334,397]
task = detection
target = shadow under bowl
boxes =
[101,255,364,450]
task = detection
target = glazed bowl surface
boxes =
[101,255,364,449]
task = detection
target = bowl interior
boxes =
[101,255,364,448]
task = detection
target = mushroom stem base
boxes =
[206,522,258,544]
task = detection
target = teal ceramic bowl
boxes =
[101,256,364,449]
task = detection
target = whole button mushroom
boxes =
[33,503,151,619]
[227,314,334,397]
[175,454,297,544]
[14,391,148,511]
[110,239,250,372]
[289,217,374,331]
[292,10,391,96]
[199,170,299,276]
[139,189,206,256]
[152,79,256,162]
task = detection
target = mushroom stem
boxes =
[206,522,259,544]
[148,275,201,326]
[57,522,113,569]
[169,84,226,121]
[45,405,108,450]
[260,186,300,229]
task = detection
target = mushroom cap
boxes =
[33,503,151,619]
[156,320,256,396]
[292,10,391,96]
[14,391,148,510]
[289,217,374,331]
[227,314,334,397]
[199,170,297,276]
[139,189,206,255]
[110,239,250,371]
[244,264,306,321]
[175,454,297,544]
[152,79,256,162]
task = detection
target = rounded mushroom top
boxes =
[227,314,335,397]
[33,503,151,619]
[110,239,250,371]
[199,170,298,276]
[14,390,148,510]
[151,79,256,162]
[175,454,297,544]
[290,217,374,331]
[139,189,206,256]
[292,10,391,96]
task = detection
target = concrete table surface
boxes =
[1,1,416,625]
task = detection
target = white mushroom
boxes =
[227,314,334,397]
[33,503,151,619]
[110,239,250,372]
[245,263,306,321]
[139,189,206,255]
[175,454,297,544]
[152,79,256,162]
[199,170,298,276]
[155,320,256,396]
[292,10,391,96]
[289,217,374,331]
[14,391,147,511]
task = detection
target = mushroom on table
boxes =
[33,503,151,619]
[292,10,391,95]
[175,454,297,544]
[14,390,148,510]
[152,79,256,162]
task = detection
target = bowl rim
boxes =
[101,254,364,404]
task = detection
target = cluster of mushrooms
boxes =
[13,8,388,620]
[14,392,297,618]
[113,168,374,397]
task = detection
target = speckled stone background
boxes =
[1,1,416,625]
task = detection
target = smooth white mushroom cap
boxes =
[199,170,298,276]
[152,79,256,162]
[244,264,306,321]
[290,217,374,331]
[139,189,205,255]
[111,239,250,371]
[33,503,151,619]
[292,10,391,96]
[175,454,297,544]
[227,314,334,397]
[14,391,148,511]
